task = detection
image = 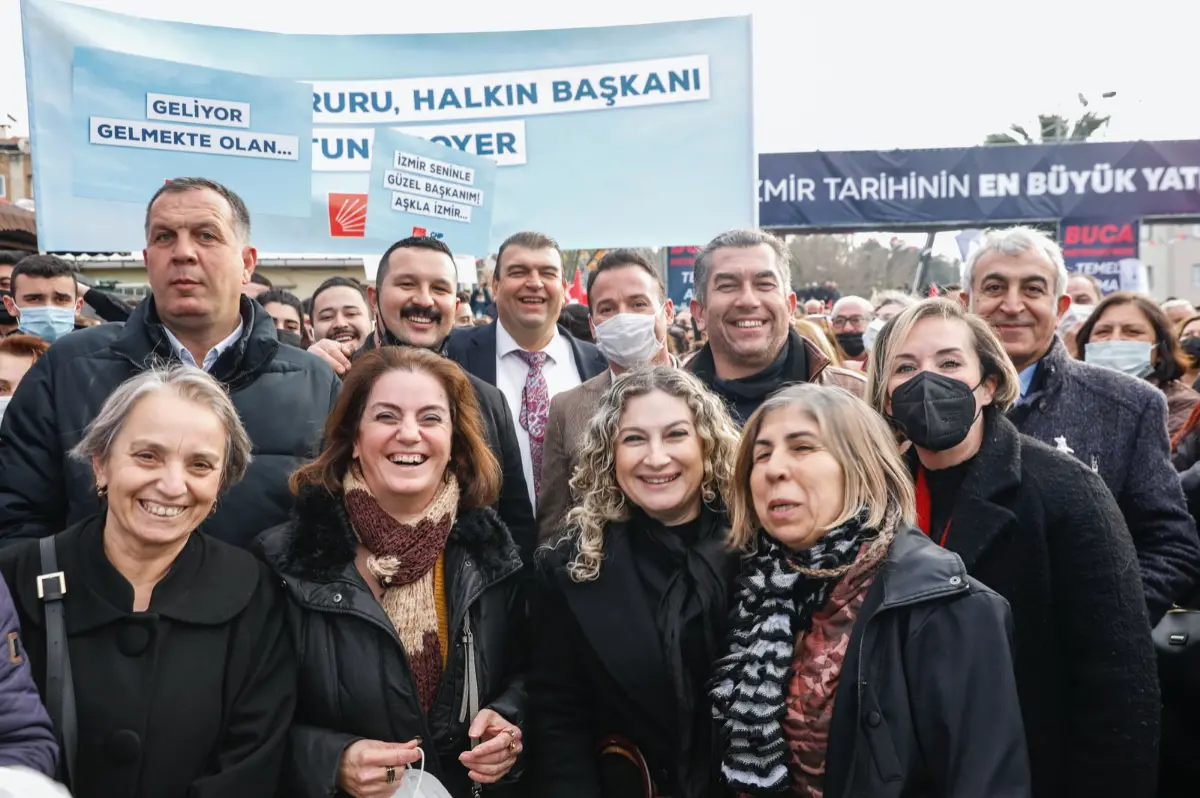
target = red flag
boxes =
[567,268,587,304]
[928,284,940,297]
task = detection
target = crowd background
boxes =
[0,178,1197,798]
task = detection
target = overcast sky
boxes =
[0,0,1194,260]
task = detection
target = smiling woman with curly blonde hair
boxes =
[528,365,741,798]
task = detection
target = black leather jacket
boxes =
[255,486,527,798]
[822,527,1032,798]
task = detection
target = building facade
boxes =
[0,133,34,204]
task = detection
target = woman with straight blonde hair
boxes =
[710,382,1030,797]
[528,366,741,798]
[792,317,840,367]
[866,297,1159,798]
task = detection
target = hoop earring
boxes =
[96,485,108,499]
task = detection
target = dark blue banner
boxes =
[667,245,699,308]
[1058,218,1142,295]
[759,139,1200,229]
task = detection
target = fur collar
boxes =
[259,485,521,584]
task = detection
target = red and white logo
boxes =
[328,193,367,237]
[411,226,427,237]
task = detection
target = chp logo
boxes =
[411,226,444,240]
[328,193,367,237]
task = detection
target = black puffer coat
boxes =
[0,296,339,548]
[255,486,527,798]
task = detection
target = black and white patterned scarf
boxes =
[709,515,870,792]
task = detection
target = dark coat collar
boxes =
[687,328,830,385]
[544,503,735,739]
[454,320,606,385]
[906,407,1022,570]
[257,485,521,585]
[13,515,261,632]
[874,525,971,609]
[110,295,279,389]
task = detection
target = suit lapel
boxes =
[560,325,605,381]
[559,523,674,736]
[472,322,499,386]
[947,413,1022,570]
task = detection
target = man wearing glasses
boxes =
[830,295,874,370]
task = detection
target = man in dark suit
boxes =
[308,236,537,563]
[445,231,607,513]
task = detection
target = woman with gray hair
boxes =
[0,364,295,798]
[711,382,1029,797]
[528,366,741,798]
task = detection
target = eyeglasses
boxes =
[832,315,868,328]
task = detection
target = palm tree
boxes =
[985,93,1115,145]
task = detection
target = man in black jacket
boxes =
[0,177,339,549]
[308,236,537,564]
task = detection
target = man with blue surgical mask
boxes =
[537,248,676,542]
[1,255,82,344]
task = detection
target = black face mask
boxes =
[0,292,14,327]
[887,371,981,452]
[1182,337,1200,364]
[836,331,865,358]
[277,329,304,349]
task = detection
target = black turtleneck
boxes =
[631,511,702,615]
[924,460,971,543]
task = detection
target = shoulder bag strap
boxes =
[37,536,77,787]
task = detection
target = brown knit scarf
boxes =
[343,469,459,715]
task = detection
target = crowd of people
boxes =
[0,176,1196,798]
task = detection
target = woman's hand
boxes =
[337,738,422,798]
[459,709,522,784]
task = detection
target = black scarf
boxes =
[693,330,809,425]
[630,503,737,797]
[709,514,871,793]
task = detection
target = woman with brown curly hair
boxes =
[528,366,741,798]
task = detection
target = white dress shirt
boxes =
[495,323,582,508]
[162,321,245,373]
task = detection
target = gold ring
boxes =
[508,739,517,752]
[505,728,517,738]
[386,765,396,784]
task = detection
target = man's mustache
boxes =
[400,305,443,322]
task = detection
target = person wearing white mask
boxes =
[0,335,48,426]
[1059,273,1103,357]
[1074,291,1200,440]
[1,256,83,345]
[537,249,677,543]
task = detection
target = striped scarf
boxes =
[343,470,458,715]
[709,516,869,793]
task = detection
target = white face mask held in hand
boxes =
[1085,340,1155,379]
[389,748,453,798]
[593,307,665,369]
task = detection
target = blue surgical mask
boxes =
[0,396,10,426]
[18,306,76,343]
[1085,340,1154,380]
